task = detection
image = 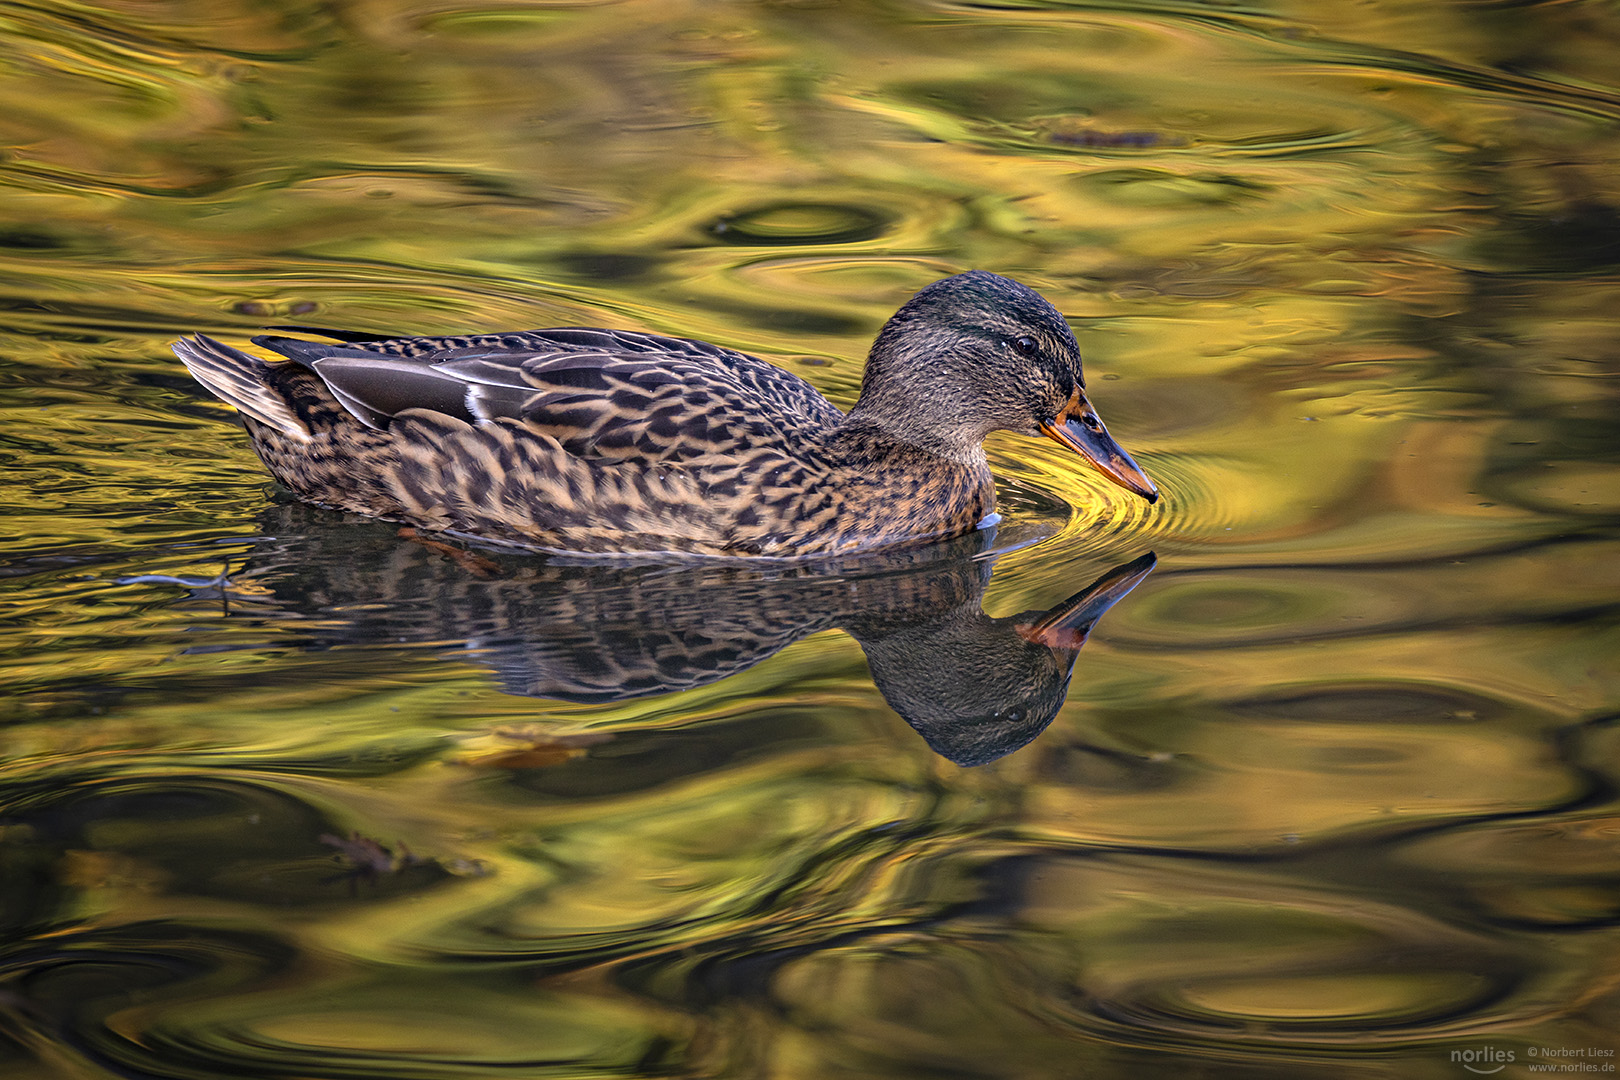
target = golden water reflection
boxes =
[2,0,1619,1076]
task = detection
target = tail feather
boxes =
[172,335,310,441]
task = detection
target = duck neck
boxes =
[831,409,989,471]
[822,411,997,544]
[841,359,996,467]
[842,323,1003,466]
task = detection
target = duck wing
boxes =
[252,327,843,464]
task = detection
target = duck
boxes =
[172,270,1158,557]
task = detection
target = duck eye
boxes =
[1011,335,1039,357]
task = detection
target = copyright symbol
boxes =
[1530,1048,1538,1057]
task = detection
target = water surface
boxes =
[2,1,1619,1077]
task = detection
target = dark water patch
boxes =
[0,775,456,907]
[1397,820,1620,931]
[1223,684,1516,725]
[1074,168,1273,208]
[3,922,298,1078]
[1046,125,1180,150]
[1,0,1618,1074]
[499,708,839,800]
[1480,411,1620,519]
[0,293,219,337]
[547,250,662,283]
[1477,203,1620,275]
[0,229,68,251]
[1032,736,1183,794]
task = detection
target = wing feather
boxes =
[251,329,844,465]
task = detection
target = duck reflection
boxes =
[224,504,1154,766]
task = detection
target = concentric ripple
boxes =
[4,1,1619,1078]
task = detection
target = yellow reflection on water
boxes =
[2,0,1619,1076]
[1179,973,1484,1021]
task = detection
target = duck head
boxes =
[853,552,1158,766]
[850,271,1158,502]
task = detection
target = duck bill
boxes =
[1017,552,1157,650]
[1039,397,1159,503]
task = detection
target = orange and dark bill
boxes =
[1016,551,1157,650]
[1038,391,1159,503]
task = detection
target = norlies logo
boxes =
[1453,1047,1516,1074]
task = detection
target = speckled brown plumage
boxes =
[173,271,1157,556]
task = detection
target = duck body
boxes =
[174,272,1156,557]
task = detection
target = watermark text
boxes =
[1451,1047,1616,1076]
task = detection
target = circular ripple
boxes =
[708,202,891,246]
[1124,452,1252,546]
[1085,965,1513,1046]
[987,448,1234,583]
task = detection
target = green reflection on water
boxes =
[2,0,1619,1077]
